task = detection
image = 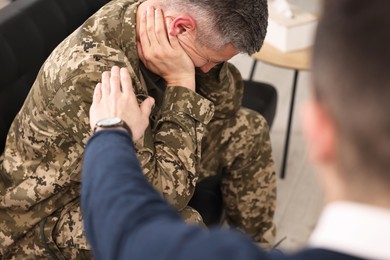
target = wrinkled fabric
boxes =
[0,0,275,258]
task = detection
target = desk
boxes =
[249,43,312,179]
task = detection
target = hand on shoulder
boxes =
[89,66,155,142]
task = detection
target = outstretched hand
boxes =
[137,6,195,91]
[89,66,155,142]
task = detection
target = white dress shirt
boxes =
[309,201,390,260]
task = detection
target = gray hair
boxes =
[160,0,268,55]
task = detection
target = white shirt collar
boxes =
[309,201,390,260]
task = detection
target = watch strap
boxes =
[94,119,133,138]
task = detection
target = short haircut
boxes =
[313,0,390,187]
[161,0,268,55]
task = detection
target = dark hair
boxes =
[162,0,268,55]
[312,0,390,186]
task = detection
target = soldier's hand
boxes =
[89,66,155,142]
[137,6,196,91]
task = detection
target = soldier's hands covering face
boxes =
[137,7,196,91]
[89,66,155,142]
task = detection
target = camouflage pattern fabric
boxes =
[201,108,276,247]
[197,63,276,248]
[0,0,276,258]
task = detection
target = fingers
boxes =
[92,66,154,140]
[154,8,170,48]
[119,67,136,97]
[110,66,121,96]
[93,82,102,104]
[118,67,145,113]
[139,8,150,48]
[101,71,111,97]
[140,96,155,118]
[139,7,172,59]
[99,66,134,101]
[146,7,158,45]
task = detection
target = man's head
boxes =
[157,0,268,72]
[304,0,390,203]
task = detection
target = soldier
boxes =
[83,1,390,259]
[0,0,276,258]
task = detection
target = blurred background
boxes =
[229,0,323,251]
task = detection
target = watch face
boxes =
[97,117,122,127]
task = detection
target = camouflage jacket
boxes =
[0,0,243,253]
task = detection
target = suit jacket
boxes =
[81,130,365,260]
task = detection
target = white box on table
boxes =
[265,2,318,52]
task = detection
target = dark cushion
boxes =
[0,0,110,153]
[242,80,278,128]
[188,173,224,226]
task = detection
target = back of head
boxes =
[312,0,390,194]
[160,0,268,55]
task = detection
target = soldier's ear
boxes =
[167,15,196,36]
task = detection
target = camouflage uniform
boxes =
[0,0,276,258]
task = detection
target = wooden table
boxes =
[249,43,312,179]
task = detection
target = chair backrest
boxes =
[0,0,110,153]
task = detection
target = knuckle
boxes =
[139,30,146,37]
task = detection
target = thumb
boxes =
[140,96,155,118]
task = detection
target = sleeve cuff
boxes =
[161,86,215,124]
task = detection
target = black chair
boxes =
[0,0,110,154]
[242,80,278,129]
[189,79,278,226]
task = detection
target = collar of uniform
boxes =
[309,201,390,260]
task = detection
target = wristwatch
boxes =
[94,117,132,137]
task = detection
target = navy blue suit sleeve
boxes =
[81,130,268,260]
